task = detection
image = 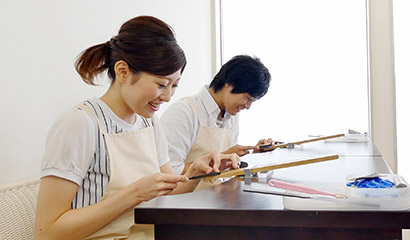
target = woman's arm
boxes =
[35,176,129,240]
[35,174,185,240]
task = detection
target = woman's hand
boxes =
[223,144,259,157]
[127,173,188,202]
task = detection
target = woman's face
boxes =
[122,70,181,118]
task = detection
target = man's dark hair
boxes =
[209,55,271,99]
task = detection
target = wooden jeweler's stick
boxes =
[197,154,339,181]
[259,133,345,152]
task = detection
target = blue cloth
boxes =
[346,177,394,188]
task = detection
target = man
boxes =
[161,55,272,181]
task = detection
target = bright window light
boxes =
[393,0,410,181]
[221,0,368,143]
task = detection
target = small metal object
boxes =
[244,169,252,185]
[287,143,294,149]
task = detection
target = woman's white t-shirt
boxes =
[40,97,169,209]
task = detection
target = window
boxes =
[393,1,410,180]
[221,0,369,143]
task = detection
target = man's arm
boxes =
[160,100,198,174]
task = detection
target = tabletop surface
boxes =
[135,140,410,229]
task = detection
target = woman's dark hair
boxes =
[209,55,271,99]
[75,16,187,85]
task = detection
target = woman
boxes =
[35,16,239,240]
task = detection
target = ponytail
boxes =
[74,16,186,86]
[75,41,111,85]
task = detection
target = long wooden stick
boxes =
[204,154,339,181]
[260,133,345,152]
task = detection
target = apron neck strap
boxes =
[183,98,204,125]
[76,104,108,135]
[183,97,233,128]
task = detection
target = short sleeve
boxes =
[40,108,95,185]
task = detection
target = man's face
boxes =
[222,85,256,115]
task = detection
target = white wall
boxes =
[0,0,401,186]
[0,0,213,184]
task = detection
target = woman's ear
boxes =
[114,60,131,84]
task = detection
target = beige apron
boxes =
[184,98,232,191]
[78,104,159,240]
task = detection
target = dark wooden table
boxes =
[135,141,410,240]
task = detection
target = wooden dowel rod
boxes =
[206,154,339,180]
[262,133,345,151]
[291,134,346,145]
